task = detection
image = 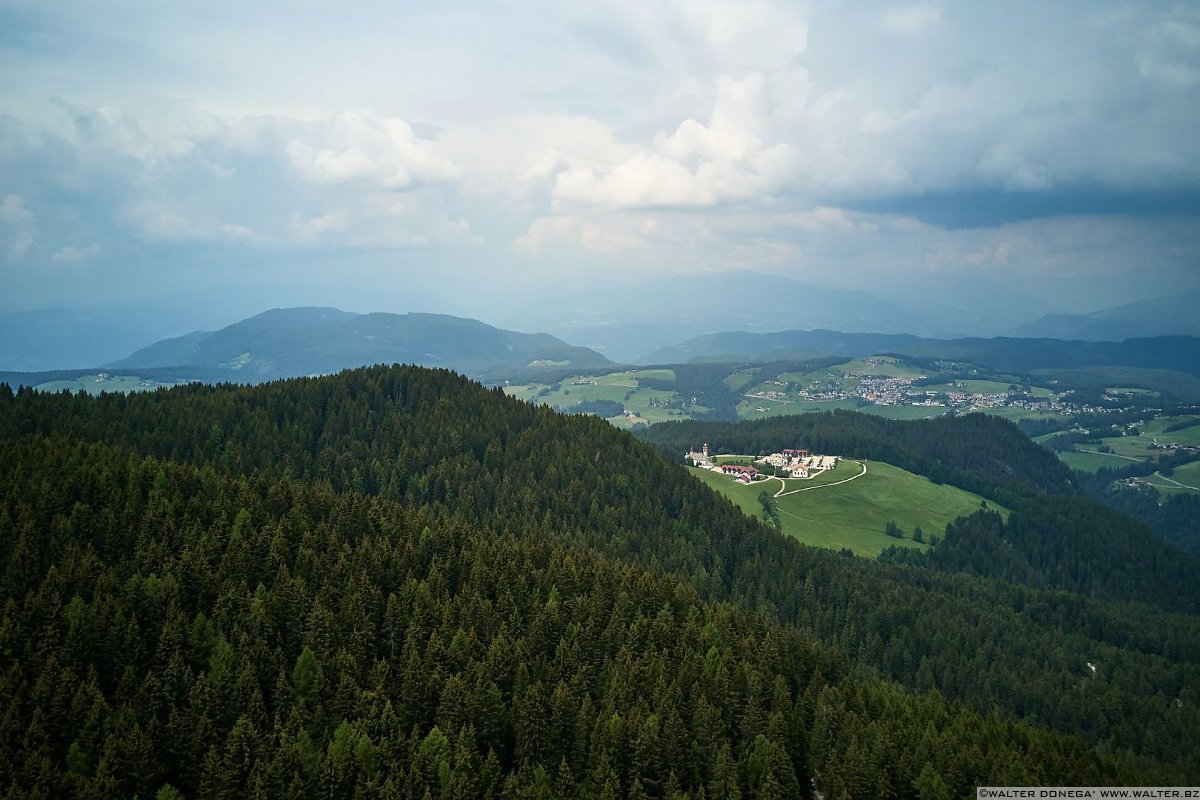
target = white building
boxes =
[685,442,712,468]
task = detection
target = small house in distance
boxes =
[720,464,759,484]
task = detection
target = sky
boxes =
[1,0,1198,330]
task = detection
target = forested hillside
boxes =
[2,367,1198,795]
[108,307,611,381]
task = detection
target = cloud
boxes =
[0,1,1197,312]
[881,3,942,34]
[978,145,1053,192]
[285,111,461,189]
[0,103,475,255]
[121,199,270,245]
[545,72,798,209]
[1138,20,1200,88]
[49,243,102,265]
[515,214,650,254]
[0,195,35,260]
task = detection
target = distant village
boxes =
[685,443,839,484]
[746,360,1105,415]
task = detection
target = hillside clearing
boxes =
[691,459,1005,557]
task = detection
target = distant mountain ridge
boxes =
[497,271,1059,362]
[1010,290,1200,340]
[109,307,612,380]
[642,328,1200,379]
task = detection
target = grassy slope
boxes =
[1059,450,1136,473]
[1145,418,1200,447]
[35,374,177,394]
[1144,460,1200,494]
[691,459,1005,557]
[504,369,707,427]
[1054,415,1200,472]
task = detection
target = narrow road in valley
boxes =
[1151,471,1200,491]
[1076,448,1143,462]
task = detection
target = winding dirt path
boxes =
[773,461,868,497]
[707,455,868,498]
[1075,448,1143,463]
[1151,471,1200,491]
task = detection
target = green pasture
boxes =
[723,368,759,392]
[951,379,1020,394]
[857,404,947,420]
[837,357,927,378]
[736,397,860,419]
[691,459,1003,557]
[975,407,1070,424]
[505,369,704,425]
[1142,460,1200,494]
[1058,450,1139,473]
[1141,417,1200,447]
[35,374,171,395]
[1095,436,1163,460]
[1033,430,1077,444]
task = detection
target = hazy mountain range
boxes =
[642,328,1200,380]
[0,277,1195,374]
[106,307,611,381]
[495,272,1065,362]
[1011,289,1200,340]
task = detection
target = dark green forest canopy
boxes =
[1,366,1198,795]
[1,436,1141,799]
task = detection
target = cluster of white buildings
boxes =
[757,449,838,479]
[685,443,839,482]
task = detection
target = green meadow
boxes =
[1143,460,1200,494]
[1058,450,1136,473]
[691,459,1003,557]
[504,369,708,427]
[35,374,174,395]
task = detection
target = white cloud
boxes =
[50,243,103,265]
[881,3,942,34]
[774,207,859,233]
[123,200,270,244]
[553,152,760,209]
[544,70,798,209]
[515,214,655,254]
[291,210,348,243]
[0,1,1197,311]
[285,111,461,189]
[0,195,35,260]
